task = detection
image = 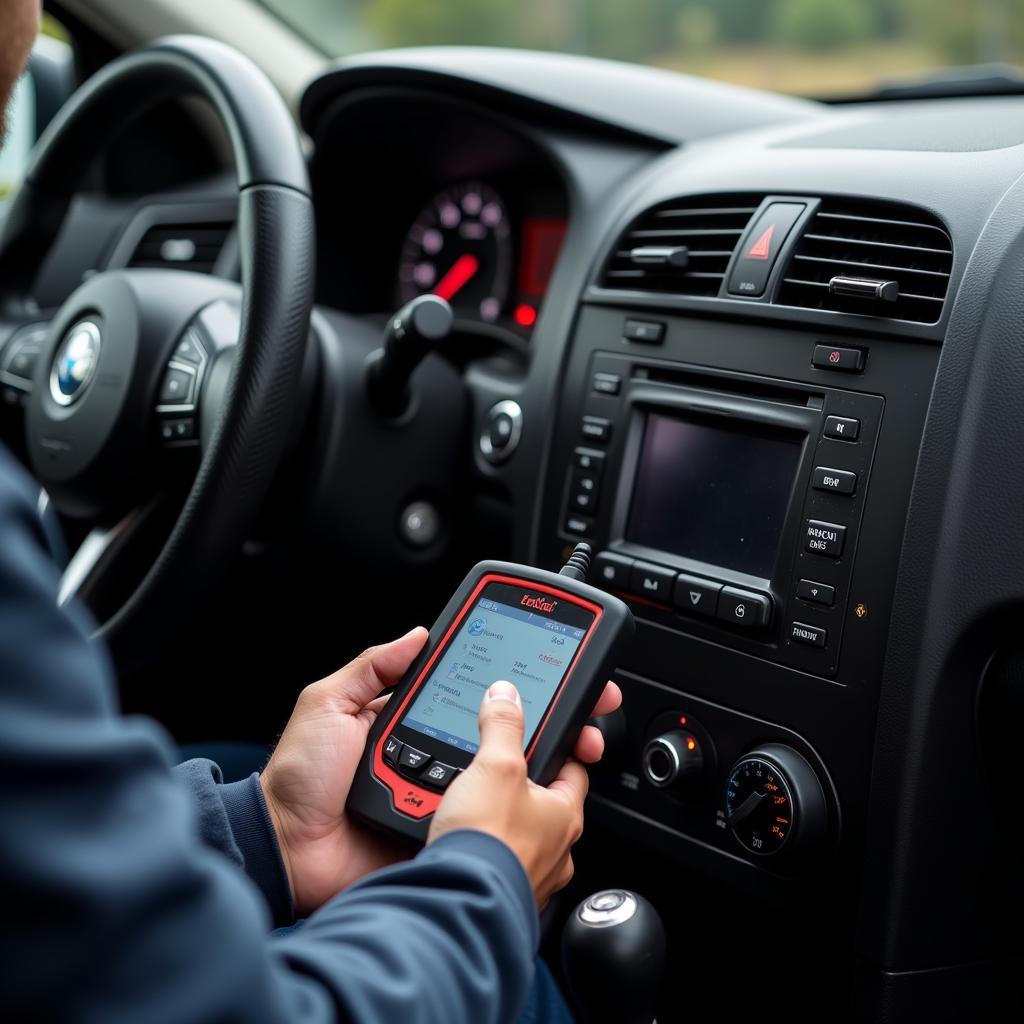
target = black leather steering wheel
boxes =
[0,36,314,671]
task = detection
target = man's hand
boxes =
[428,679,620,908]
[259,627,429,916]
[261,629,622,916]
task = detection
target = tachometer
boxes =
[398,181,512,323]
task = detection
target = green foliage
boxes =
[772,0,875,51]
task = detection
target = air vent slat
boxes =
[600,194,763,298]
[778,199,952,324]
[128,221,233,275]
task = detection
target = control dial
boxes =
[642,730,704,790]
[725,743,826,858]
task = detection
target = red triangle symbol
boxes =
[747,223,775,260]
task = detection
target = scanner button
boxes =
[420,760,459,790]
[399,744,430,774]
[383,735,404,767]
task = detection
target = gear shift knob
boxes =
[562,889,666,1024]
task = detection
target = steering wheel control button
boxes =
[564,514,593,537]
[791,621,828,647]
[623,319,665,344]
[727,202,806,297]
[1,324,49,390]
[49,320,102,407]
[383,736,404,768]
[173,331,207,366]
[420,760,458,790]
[400,501,441,548]
[812,466,857,495]
[812,344,865,373]
[580,415,611,443]
[479,399,522,464]
[796,579,835,607]
[823,415,860,441]
[592,372,622,396]
[398,745,429,775]
[159,418,196,444]
[594,551,634,590]
[717,587,771,628]
[804,519,846,558]
[673,573,722,618]
[159,365,196,406]
[629,561,675,603]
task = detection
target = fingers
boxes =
[546,756,590,814]
[573,724,605,764]
[476,681,527,774]
[317,627,428,713]
[591,680,622,719]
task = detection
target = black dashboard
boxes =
[7,43,1024,1022]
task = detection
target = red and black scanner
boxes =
[347,545,634,845]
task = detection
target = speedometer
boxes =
[398,181,512,323]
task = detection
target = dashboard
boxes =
[6,41,1024,1023]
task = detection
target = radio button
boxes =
[804,519,846,557]
[563,514,593,537]
[420,760,459,790]
[673,574,722,618]
[398,744,430,774]
[717,587,771,628]
[623,319,665,344]
[796,579,835,606]
[812,466,857,495]
[573,448,605,475]
[592,372,622,396]
[791,621,827,647]
[812,344,865,373]
[629,561,675,603]
[823,415,860,441]
[581,416,612,442]
[594,552,634,589]
[383,735,404,767]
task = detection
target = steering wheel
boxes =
[0,36,314,671]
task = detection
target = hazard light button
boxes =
[727,202,806,298]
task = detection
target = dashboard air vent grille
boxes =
[601,195,762,297]
[128,222,233,274]
[778,200,952,324]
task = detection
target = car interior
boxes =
[2,2,1024,1021]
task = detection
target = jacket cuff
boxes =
[220,772,294,928]
[422,830,539,950]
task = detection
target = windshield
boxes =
[259,0,1023,99]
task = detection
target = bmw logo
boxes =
[49,320,101,406]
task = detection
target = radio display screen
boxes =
[626,412,802,578]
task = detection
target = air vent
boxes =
[778,200,952,324]
[128,221,233,274]
[601,195,762,297]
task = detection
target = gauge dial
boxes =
[398,181,512,323]
[725,755,796,856]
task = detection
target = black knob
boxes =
[642,730,704,790]
[725,743,828,859]
[368,294,453,417]
[562,889,665,1024]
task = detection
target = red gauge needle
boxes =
[433,253,479,301]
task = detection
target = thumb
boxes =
[476,681,526,763]
[324,626,428,713]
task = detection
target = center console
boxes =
[537,303,938,906]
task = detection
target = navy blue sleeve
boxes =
[0,447,538,1023]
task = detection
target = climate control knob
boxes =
[642,730,704,790]
[725,743,827,858]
